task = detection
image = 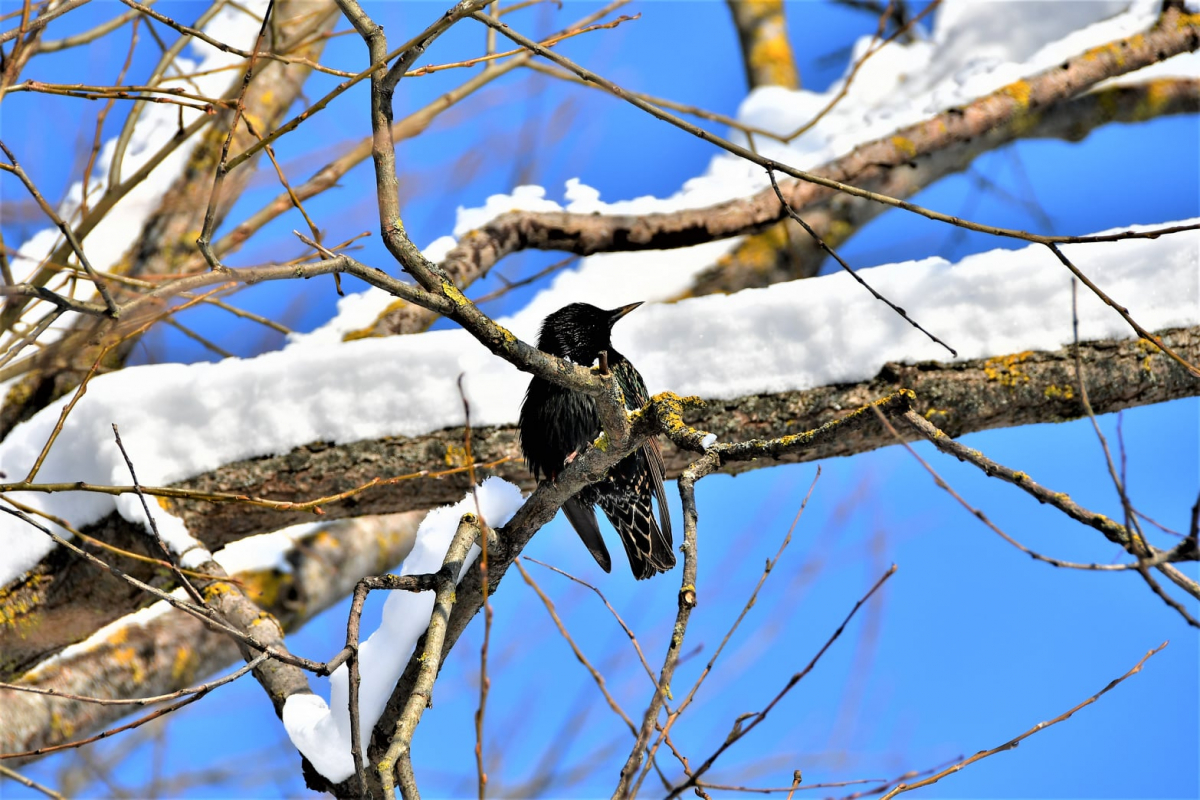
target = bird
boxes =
[518,302,675,580]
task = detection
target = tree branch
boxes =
[3,325,1196,681]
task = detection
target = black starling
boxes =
[519,302,675,580]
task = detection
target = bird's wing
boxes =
[644,437,672,547]
[563,497,612,573]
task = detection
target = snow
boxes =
[2,219,1195,588]
[22,518,313,678]
[305,0,1197,350]
[2,1,1198,590]
[10,2,270,302]
[283,478,524,782]
[210,521,324,575]
[2,0,1199,778]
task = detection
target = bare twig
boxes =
[876,643,1168,798]
[881,410,1199,625]
[112,423,206,606]
[196,0,275,269]
[1054,244,1200,377]
[524,556,660,689]
[36,1,152,51]
[767,168,955,356]
[0,652,268,707]
[665,564,898,799]
[0,653,271,760]
[515,558,637,734]
[337,571,445,797]
[377,514,482,798]
[473,9,1200,371]
[616,449,713,799]
[116,0,350,77]
[0,764,66,799]
[0,504,329,674]
[896,411,1194,570]
[0,141,119,316]
[639,470,822,780]
[0,0,91,44]
[783,0,940,141]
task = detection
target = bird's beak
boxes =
[609,302,643,323]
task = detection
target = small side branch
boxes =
[0,141,119,317]
[377,513,482,799]
[614,450,715,799]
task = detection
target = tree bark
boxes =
[0,513,421,758]
[3,325,1196,681]
[0,0,341,439]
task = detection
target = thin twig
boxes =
[892,410,1190,573]
[0,504,328,674]
[116,0,352,77]
[1053,244,1200,377]
[458,372,492,800]
[0,141,119,316]
[616,450,713,799]
[665,564,898,799]
[767,168,954,356]
[196,0,275,269]
[876,643,1168,799]
[19,286,232,483]
[473,9,1200,372]
[640,470,822,780]
[0,764,66,799]
[112,424,206,608]
[378,514,482,797]
[81,17,141,217]
[37,1,152,51]
[0,653,271,761]
[0,0,91,44]
[0,457,514,513]
[0,651,268,707]
[784,0,940,141]
[515,558,637,734]
[340,572,445,797]
[524,556,660,689]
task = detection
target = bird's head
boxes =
[537,301,643,364]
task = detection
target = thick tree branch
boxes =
[2,326,1196,680]
[1,512,422,757]
[352,10,1200,337]
[725,0,799,90]
[694,77,1200,294]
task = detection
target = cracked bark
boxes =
[3,325,1196,682]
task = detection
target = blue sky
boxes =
[2,1,1197,797]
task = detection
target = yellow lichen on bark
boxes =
[343,299,409,341]
[891,135,918,159]
[1044,384,1076,400]
[983,351,1034,387]
[1000,80,1032,110]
